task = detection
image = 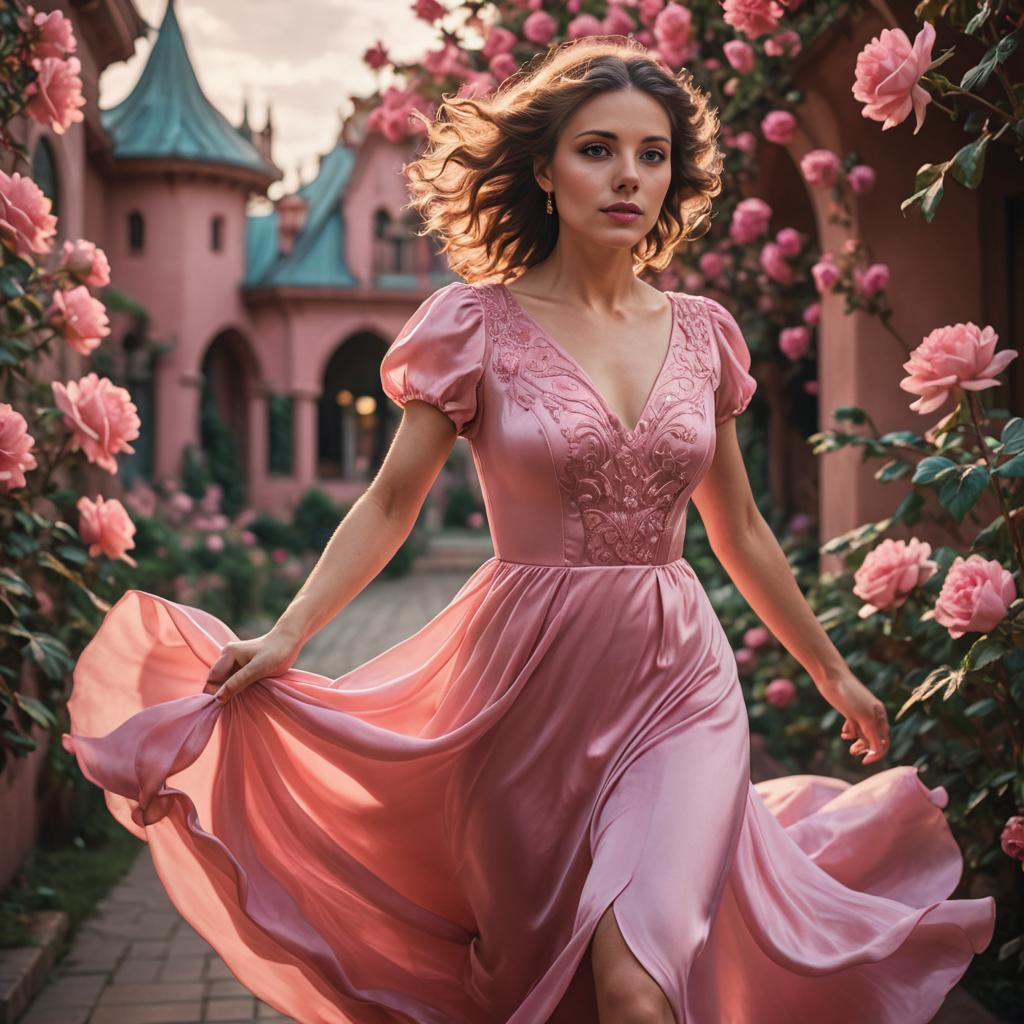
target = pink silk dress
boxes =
[62,280,996,1024]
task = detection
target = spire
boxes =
[100,0,279,184]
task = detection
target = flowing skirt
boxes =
[62,556,996,1023]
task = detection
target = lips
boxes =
[602,203,642,214]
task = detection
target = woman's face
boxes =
[536,87,673,251]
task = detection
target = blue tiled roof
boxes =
[245,143,359,288]
[100,0,278,181]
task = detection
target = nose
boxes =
[614,158,640,193]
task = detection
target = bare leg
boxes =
[590,904,675,1024]
[546,943,599,1024]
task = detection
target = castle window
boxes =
[211,214,224,251]
[128,210,145,252]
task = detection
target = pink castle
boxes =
[42,0,457,513]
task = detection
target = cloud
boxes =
[98,0,437,193]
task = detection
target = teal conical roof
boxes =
[100,0,279,184]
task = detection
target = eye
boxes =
[580,142,667,162]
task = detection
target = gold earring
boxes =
[545,191,553,215]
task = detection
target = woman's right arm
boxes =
[204,399,460,702]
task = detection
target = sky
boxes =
[98,0,441,198]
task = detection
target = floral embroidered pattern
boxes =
[478,283,715,566]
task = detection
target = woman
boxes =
[63,36,995,1024]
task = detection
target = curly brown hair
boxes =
[402,34,724,286]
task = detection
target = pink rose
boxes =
[0,403,38,491]
[734,647,756,672]
[722,0,784,38]
[683,271,703,293]
[25,55,86,135]
[482,26,517,58]
[655,3,692,49]
[811,253,840,293]
[803,380,818,396]
[123,482,158,518]
[169,491,194,517]
[853,538,938,618]
[734,131,757,155]
[699,251,725,278]
[788,512,813,533]
[51,372,141,474]
[853,262,890,297]
[457,72,496,99]
[847,164,877,194]
[899,322,1017,414]
[779,326,811,360]
[775,227,803,256]
[57,238,111,287]
[761,110,795,144]
[760,242,794,285]
[272,547,288,563]
[76,495,137,566]
[423,42,462,78]
[764,29,801,57]
[1001,816,1024,871]
[46,286,111,356]
[729,197,772,244]
[802,301,821,326]
[363,40,389,70]
[638,0,665,27]
[604,4,636,36]
[852,21,935,134]
[568,14,604,39]
[412,0,445,23]
[933,555,1016,638]
[800,148,842,187]
[743,625,771,649]
[241,530,258,546]
[489,53,519,81]
[723,40,755,74]
[205,534,225,553]
[765,677,796,708]
[18,6,77,59]
[0,170,57,260]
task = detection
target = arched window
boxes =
[211,214,224,252]
[31,138,60,224]
[128,210,145,252]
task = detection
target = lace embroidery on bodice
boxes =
[478,283,716,565]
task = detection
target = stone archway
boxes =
[317,331,390,481]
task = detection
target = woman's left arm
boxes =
[691,418,891,765]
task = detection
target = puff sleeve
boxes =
[379,282,486,439]
[705,297,757,424]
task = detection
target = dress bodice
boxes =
[380,281,756,567]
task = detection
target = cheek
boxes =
[558,159,604,200]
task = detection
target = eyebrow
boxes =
[573,129,671,144]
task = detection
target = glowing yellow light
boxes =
[335,389,353,406]
[354,395,377,416]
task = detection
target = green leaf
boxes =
[6,627,75,681]
[12,693,57,729]
[876,459,912,482]
[971,514,1006,550]
[5,532,38,559]
[913,161,946,192]
[948,135,990,189]
[1001,417,1024,454]
[832,406,867,424]
[912,455,958,485]
[960,34,1018,92]
[963,697,998,717]
[962,635,1008,674]
[54,543,88,566]
[892,490,924,525]
[0,568,34,599]
[994,452,1024,477]
[877,430,921,447]
[964,1,991,34]
[938,464,989,521]
[920,176,945,222]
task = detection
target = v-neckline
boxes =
[498,283,678,437]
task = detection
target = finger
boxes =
[206,648,238,686]
[215,666,264,704]
[840,718,856,739]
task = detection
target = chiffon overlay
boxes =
[62,281,996,1024]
